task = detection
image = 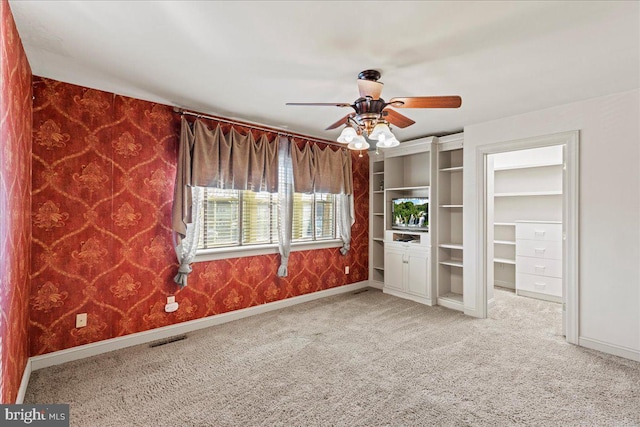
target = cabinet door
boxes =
[406,250,429,298]
[384,247,405,291]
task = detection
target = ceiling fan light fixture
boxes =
[347,134,370,151]
[379,135,400,149]
[369,122,395,142]
[337,126,358,143]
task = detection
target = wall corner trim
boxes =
[28,281,371,373]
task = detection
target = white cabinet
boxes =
[516,221,563,303]
[384,241,432,305]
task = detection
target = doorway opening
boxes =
[476,131,579,344]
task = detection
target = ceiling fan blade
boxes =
[388,96,462,109]
[286,102,353,107]
[384,109,415,128]
[325,114,353,130]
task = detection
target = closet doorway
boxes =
[477,132,579,344]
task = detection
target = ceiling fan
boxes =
[287,69,462,150]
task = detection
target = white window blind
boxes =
[197,189,339,250]
[315,193,337,240]
[241,191,278,245]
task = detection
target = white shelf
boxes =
[440,204,463,208]
[385,186,430,193]
[438,292,464,311]
[373,190,384,194]
[373,171,385,175]
[494,240,515,246]
[494,258,516,265]
[373,266,385,271]
[439,292,463,303]
[494,191,562,197]
[494,162,562,171]
[440,259,463,268]
[372,237,384,242]
[439,243,463,250]
[494,222,516,227]
[439,166,463,172]
[373,213,384,216]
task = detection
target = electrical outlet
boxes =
[167,296,175,304]
[345,266,350,274]
[76,313,87,328]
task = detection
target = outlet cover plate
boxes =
[76,313,87,328]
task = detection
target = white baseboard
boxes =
[578,337,640,362]
[15,359,32,403]
[383,288,434,306]
[368,280,383,290]
[30,281,370,372]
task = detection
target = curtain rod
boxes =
[174,108,348,150]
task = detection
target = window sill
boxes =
[194,239,343,263]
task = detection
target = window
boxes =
[197,189,339,251]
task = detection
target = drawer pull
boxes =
[534,265,546,272]
[534,248,546,254]
[534,230,546,237]
[534,282,546,290]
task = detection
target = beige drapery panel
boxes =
[172,118,279,240]
[291,142,353,195]
[172,117,195,239]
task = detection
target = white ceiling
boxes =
[9,1,640,142]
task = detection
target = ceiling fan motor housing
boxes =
[357,69,382,81]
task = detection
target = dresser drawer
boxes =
[516,256,562,278]
[516,222,562,241]
[517,273,562,297]
[516,239,562,260]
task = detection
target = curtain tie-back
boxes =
[340,243,350,256]
[174,262,193,288]
[277,256,289,277]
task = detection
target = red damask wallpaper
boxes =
[30,77,369,356]
[0,0,32,403]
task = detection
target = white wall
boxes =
[463,89,640,358]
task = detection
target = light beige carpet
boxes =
[26,288,640,426]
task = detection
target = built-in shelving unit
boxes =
[490,146,563,291]
[368,156,386,287]
[367,137,438,305]
[368,133,465,310]
[436,134,465,312]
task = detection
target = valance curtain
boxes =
[191,119,278,191]
[291,142,353,194]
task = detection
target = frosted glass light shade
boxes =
[378,136,400,148]
[337,126,358,143]
[347,134,370,150]
[369,122,394,142]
